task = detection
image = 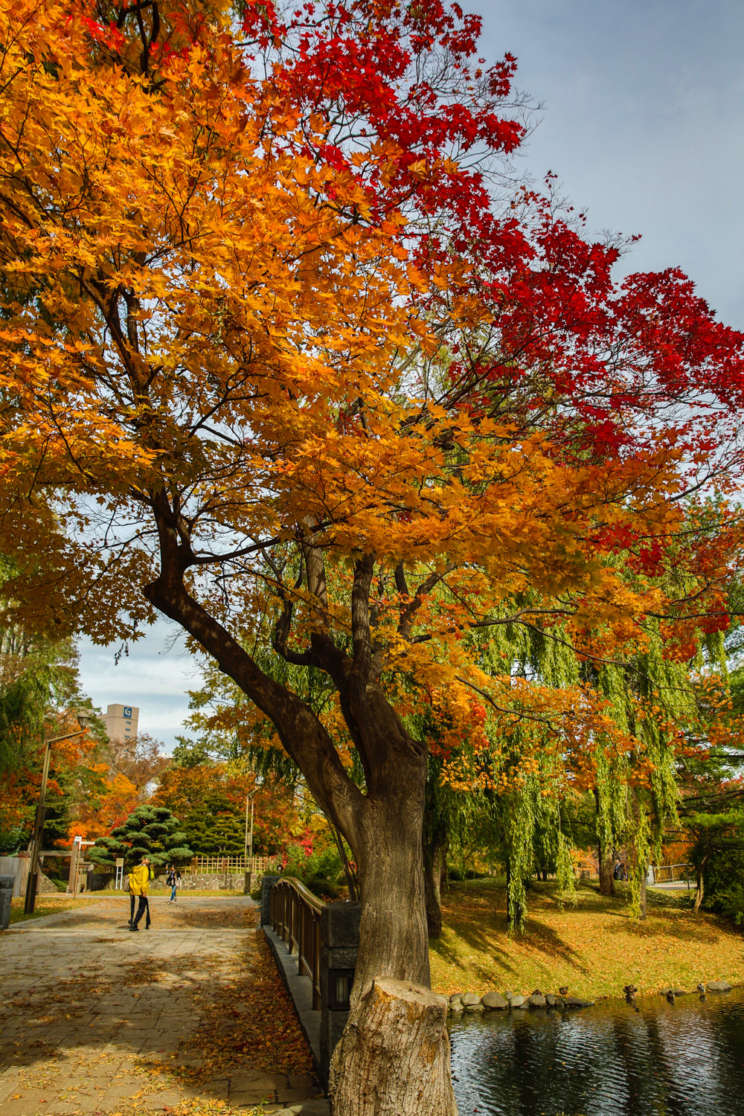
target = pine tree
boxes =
[88,804,192,871]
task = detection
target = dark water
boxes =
[449,987,744,1116]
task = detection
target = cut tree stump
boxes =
[329,977,457,1116]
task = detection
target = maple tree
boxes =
[65,763,140,841]
[0,590,105,850]
[1,0,744,1110]
[153,759,304,856]
[102,729,168,797]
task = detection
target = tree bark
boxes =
[693,858,707,914]
[329,762,457,1114]
[352,770,431,994]
[329,979,456,1116]
[423,838,445,938]
[598,845,616,897]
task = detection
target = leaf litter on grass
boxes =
[431,878,744,1000]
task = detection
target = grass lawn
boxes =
[8,893,89,924]
[430,877,744,1002]
[7,888,245,924]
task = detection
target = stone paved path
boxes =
[0,896,328,1116]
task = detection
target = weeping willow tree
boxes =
[438,588,727,931]
[182,561,732,934]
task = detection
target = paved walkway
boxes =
[0,896,329,1116]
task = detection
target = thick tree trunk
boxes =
[352,791,431,994]
[330,769,457,1115]
[329,979,455,1116]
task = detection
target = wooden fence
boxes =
[269,876,324,1010]
[187,854,280,875]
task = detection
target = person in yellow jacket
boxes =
[128,856,153,931]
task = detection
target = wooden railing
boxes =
[188,855,280,875]
[270,877,325,1010]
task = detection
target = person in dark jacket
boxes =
[166,865,181,902]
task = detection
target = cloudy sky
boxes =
[480,0,744,326]
[76,0,744,749]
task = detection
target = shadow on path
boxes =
[1,897,322,1115]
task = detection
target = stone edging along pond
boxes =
[448,980,735,1015]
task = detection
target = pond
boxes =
[449,986,744,1115]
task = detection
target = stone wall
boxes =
[178,872,247,890]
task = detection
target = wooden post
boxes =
[24,739,52,914]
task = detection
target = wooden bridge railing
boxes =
[269,876,325,1010]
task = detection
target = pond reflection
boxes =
[449,986,744,1115]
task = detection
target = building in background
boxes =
[103,703,139,745]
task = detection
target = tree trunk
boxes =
[423,838,445,938]
[505,859,511,923]
[693,870,704,914]
[330,777,457,1115]
[639,872,647,919]
[693,858,707,914]
[594,788,615,897]
[329,979,456,1116]
[597,842,615,897]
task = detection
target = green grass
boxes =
[431,878,744,1002]
[9,894,88,924]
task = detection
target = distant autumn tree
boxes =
[2,2,744,1111]
[0,577,104,850]
[153,760,302,856]
[104,731,168,799]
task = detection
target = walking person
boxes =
[166,864,181,902]
[129,855,153,931]
[126,870,136,927]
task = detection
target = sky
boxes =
[76,0,744,750]
[479,0,744,328]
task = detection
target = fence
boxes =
[649,862,694,885]
[188,855,280,876]
[269,876,325,1009]
[262,874,360,1086]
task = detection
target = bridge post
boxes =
[260,874,278,926]
[319,901,361,1084]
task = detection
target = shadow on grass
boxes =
[433,886,589,985]
[434,878,732,991]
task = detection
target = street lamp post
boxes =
[244,789,257,896]
[24,712,92,915]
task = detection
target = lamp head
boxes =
[76,710,93,730]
